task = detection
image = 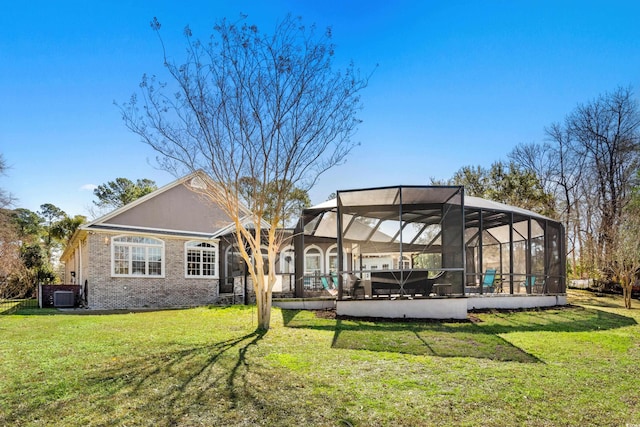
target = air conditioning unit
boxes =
[53,290,75,308]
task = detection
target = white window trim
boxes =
[304,245,323,275]
[278,245,295,274]
[325,244,348,275]
[111,235,165,278]
[184,240,219,279]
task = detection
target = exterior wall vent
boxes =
[53,291,75,308]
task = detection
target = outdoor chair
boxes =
[482,269,497,293]
[320,276,338,296]
[533,279,546,294]
[521,276,536,294]
[521,276,546,294]
[331,274,339,288]
[345,274,364,299]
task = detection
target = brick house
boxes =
[60,172,289,309]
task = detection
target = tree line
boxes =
[439,86,640,306]
[0,170,160,299]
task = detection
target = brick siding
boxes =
[86,232,219,309]
[82,232,299,310]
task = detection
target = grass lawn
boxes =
[1,290,639,426]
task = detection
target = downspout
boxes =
[79,239,83,304]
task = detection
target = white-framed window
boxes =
[401,255,411,270]
[185,241,219,278]
[326,244,348,274]
[112,235,164,277]
[278,245,295,274]
[304,245,323,276]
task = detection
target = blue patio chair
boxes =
[320,276,337,296]
[331,274,339,289]
[522,276,536,294]
[482,269,497,293]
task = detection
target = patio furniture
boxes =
[331,274,339,288]
[370,271,434,298]
[482,269,497,293]
[345,274,365,299]
[521,276,545,294]
[533,279,546,294]
[320,276,337,296]
[432,283,452,296]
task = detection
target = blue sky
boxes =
[2,1,640,217]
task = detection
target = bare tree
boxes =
[0,213,24,298]
[120,15,369,329]
[609,190,640,309]
[0,154,15,209]
[515,88,640,280]
[510,128,586,275]
[0,155,24,297]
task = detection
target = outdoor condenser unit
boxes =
[53,290,75,308]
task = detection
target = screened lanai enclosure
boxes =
[291,186,566,317]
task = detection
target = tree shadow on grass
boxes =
[567,289,634,309]
[2,326,339,427]
[284,305,636,363]
[2,329,268,427]
[328,319,541,363]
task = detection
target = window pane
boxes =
[187,249,200,275]
[305,253,321,274]
[148,247,162,261]
[114,260,129,275]
[114,245,129,275]
[329,255,338,273]
[202,261,215,276]
[112,237,164,276]
[114,245,128,260]
[132,247,145,261]
[132,247,146,275]
[132,261,146,275]
[202,250,216,276]
[148,261,162,276]
[187,247,216,276]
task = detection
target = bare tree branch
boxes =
[119,14,370,329]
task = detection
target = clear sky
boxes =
[2,1,640,218]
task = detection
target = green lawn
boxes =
[1,290,639,426]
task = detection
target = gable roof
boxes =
[82,171,233,237]
[61,171,268,261]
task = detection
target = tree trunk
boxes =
[621,277,633,309]
[255,286,273,330]
[624,286,632,309]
